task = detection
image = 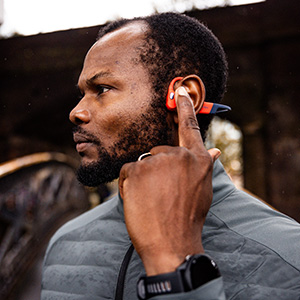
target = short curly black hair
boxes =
[98,12,228,138]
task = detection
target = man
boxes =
[41,13,300,300]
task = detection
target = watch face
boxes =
[190,255,220,288]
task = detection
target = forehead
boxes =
[79,22,149,83]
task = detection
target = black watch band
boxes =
[137,254,220,299]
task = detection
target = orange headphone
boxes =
[166,77,231,114]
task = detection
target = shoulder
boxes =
[45,194,119,252]
[209,186,300,270]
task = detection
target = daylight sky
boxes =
[0,0,264,37]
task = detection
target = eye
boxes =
[77,91,84,100]
[96,85,110,96]
[76,85,84,100]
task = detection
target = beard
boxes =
[74,102,173,187]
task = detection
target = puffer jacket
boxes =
[41,160,300,300]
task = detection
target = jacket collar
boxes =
[211,160,236,207]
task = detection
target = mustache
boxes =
[72,126,101,145]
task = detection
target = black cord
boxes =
[114,243,135,300]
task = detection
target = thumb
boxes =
[207,148,221,163]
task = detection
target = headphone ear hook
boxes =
[166,77,231,114]
[166,77,183,110]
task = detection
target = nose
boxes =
[69,101,91,125]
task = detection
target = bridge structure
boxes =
[0,152,90,299]
[0,0,299,296]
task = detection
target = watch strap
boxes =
[137,266,186,299]
[137,254,220,299]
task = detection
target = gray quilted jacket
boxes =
[41,160,300,299]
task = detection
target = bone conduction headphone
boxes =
[166,77,231,114]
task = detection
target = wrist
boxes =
[137,253,221,300]
[141,243,205,276]
[143,253,183,276]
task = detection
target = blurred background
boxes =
[0,0,299,298]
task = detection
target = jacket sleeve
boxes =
[151,277,226,300]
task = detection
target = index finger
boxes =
[175,86,205,150]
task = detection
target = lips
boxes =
[73,133,92,144]
[73,133,95,153]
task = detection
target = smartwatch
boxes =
[137,254,221,299]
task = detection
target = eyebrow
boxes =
[76,71,115,92]
[86,71,112,86]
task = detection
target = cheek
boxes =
[93,109,134,138]
[91,85,152,140]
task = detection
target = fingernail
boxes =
[215,150,221,160]
[177,86,189,96]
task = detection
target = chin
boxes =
[79,153,99,166]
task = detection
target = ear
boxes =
[177,74,206,114]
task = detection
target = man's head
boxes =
[98,13,228,133]
[70,13,228,186]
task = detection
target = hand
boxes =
[119,86,220,276]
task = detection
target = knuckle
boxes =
[153,151,172,165]
[150,145,170,155]
[178,146,190,157]
[182,116,200,131]
[122,161,140,175]
[188,117,200,129]
[177,147,196,164]
[119,163,127,174]
[201,153,214,171]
